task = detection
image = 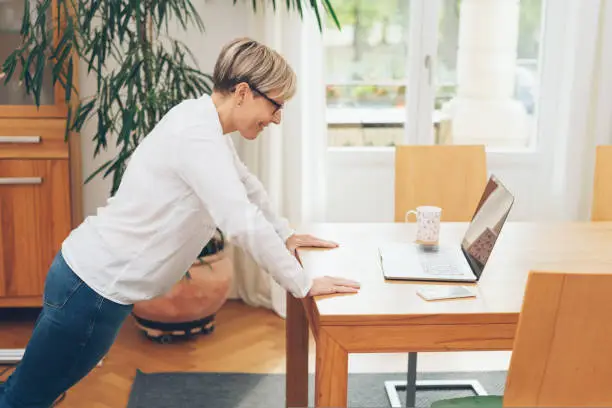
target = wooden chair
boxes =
[432,270,612,407]
[394,145,488,222]
[591,145,612,221]
[387,145,488,408]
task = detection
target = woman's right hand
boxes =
[308,276,360,296]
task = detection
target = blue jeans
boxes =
[0,251,133,408]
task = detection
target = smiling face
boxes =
[211,37,297,140]
[231,83,284,140]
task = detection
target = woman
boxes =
[0,37,360,408]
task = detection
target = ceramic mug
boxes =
[405,206,442,244]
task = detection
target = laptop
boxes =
[379,175,515,282]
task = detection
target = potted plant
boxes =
[131,228,233,343]
[1,1,338,195]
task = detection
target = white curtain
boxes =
[228,4,327,317]
[548,0,612,221]
[578,0,612,217]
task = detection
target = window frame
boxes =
[325,0,569,156]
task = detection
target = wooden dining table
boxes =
[285,222,612,408]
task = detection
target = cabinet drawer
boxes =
[0,119,69,159]
[0,159,72,298]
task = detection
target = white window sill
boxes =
[327,145,541,167]
[327,107,446,125]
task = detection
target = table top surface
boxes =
[296,222,612,324]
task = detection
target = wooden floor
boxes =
[1,300,511,407]
[0,300,300,408]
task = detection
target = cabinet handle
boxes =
[0,177,43,185]
[0,136,41,144]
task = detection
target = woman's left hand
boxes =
[286,234,339,263]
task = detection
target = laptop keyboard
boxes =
[420,251,464,276]
[422,263,463,275]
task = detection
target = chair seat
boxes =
[431,395,503,408]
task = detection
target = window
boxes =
[324,0,410,147]
[432,0,544,148]
[324,0,545,149]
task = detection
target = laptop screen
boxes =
[460,175,515,278]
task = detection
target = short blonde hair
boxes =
[212,37,297,100]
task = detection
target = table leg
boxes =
[315,328,348,408]
[406,352,418,408]
[286,293,309,408]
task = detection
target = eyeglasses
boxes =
[249,84,283,113]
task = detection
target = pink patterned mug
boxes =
[405,206,442,244]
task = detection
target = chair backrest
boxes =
[394,145,487,222]
[503,271,612,407]
[591,145,612,221]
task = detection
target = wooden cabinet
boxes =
[0,0,82,307]
[0,160,72,305]
[0,121,78,307]
[0,119,70,159]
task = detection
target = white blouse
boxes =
[61,94,312,305]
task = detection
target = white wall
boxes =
[78,0,250,217]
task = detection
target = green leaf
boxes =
[34,0,52,28]
[84,158,113,184]
[20,0,31,36]
[65,56,73,103]
[2,53,18,83]
[22,48,35,83]
[183,0,205,32]
[296,0,304,19]
[310,0,322,31]
[154,0,168,32]
[96,109,108,153]
[52,31,70,60]
[107,2,116,37]
[323,0,341,29]
[64,105,72,141]
[72,99,96,132]
[168,1,187,30]
[52,42,72,87]
[34,51,46,106]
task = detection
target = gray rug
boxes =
[127,370,506,408]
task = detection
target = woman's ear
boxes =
[234,82,249,107]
